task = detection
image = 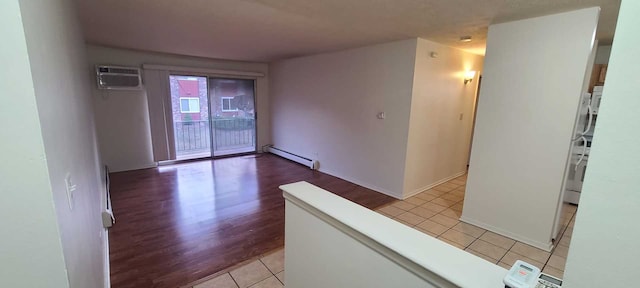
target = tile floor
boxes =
[374,174,577,279]
[190,249,285,288]
[189,174,576,287]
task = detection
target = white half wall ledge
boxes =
[281,181,507,288]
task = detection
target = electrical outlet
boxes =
[64,173,76,211]
[459,113,464,120]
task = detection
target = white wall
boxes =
[270,39,418,198]
[19,0,107,287]
[563,1,640,286]
[0,0,106,287]
[87,45,270,172]
[594,45,612,64]
[0,1,70,287]
[403,39,483,197]
[462,8,599,250]
[283,181,507,288]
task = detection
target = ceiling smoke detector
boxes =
[460,36,472,42]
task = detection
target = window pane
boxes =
[189,99,200,112]
[209,78,256,156]
[180,99,189,112]
[223,98,230,110]
[230,98,237,110]
[169,75,211,160]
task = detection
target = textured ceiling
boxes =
[74,0,620,62]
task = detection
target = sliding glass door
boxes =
[209,78,256,156]
[169,75,212,160]
[169,75,256,160]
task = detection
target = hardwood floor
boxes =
[108,154,395,288]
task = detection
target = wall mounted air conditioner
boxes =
[96,65,142,90]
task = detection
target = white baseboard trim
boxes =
[110,163,158,173]
[459,216,554,252]
[318,168,403,199]
[103,228,110,288]
[403,171,467,199]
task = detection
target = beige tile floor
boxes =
[189,174,576,287]
[375,174,577,279]
[191,249,285,288]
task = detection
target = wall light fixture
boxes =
[464,71,476,84]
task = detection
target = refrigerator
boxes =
[552,44,599,240]
[551,91,595,240]
[564,92,595,205]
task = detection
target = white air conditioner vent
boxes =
[96,65,142,90]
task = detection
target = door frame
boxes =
[208,76,258,157]
[468,75,482,166]
[166,71,259,161]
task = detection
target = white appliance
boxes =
[565,152,589,203]
[504,260,563,288]
[562,92,595,205]
[591,85,604,114]
[552,44,600,241]
[96,65,142,90]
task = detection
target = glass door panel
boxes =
[169,75,212,160]
[209,78,256,156]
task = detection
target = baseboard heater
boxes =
[102,165,115,228]
[266,146,318,170]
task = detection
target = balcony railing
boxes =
[174,118,255,157]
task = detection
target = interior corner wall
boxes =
[563,1,640,287]
[0,1,70,287]
[86,45,270,172]
[594,45,612,64]
[402,39,484,198]
[461,8,600,250]
[12,0,108,287]
[269,39,418,198]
